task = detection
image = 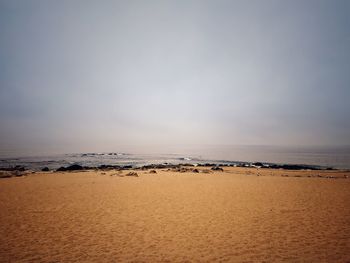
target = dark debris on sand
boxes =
[125,172,138,177]
[56,164,85,171]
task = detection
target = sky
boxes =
[0,0,349,155]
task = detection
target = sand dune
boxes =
[1,167,349,262]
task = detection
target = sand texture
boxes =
[1,167,350,262]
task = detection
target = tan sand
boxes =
[0,167,349,262]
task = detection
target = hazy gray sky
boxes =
[0,0,349,154]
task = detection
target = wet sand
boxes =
[1,167,349,262]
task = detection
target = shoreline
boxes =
[0,155,345,173]
[1,163,350,180]
[2,148,350,171]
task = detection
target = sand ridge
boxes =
[0,167,349,262]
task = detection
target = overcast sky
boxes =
[0,0,349,155]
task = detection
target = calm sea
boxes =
[0,145,349,170]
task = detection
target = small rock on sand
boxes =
[211,166,224,171]
[57,164,84,172]
[126,172,138,177]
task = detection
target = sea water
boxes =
[0,145,349,170]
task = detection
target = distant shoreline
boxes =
[1,164,350,180]
[1,148,350,172]
[0,160,341,173]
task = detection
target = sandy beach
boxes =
[1,167,349,262]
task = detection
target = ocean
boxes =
[0,145,349,170]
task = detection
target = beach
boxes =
[1,167,349,262]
